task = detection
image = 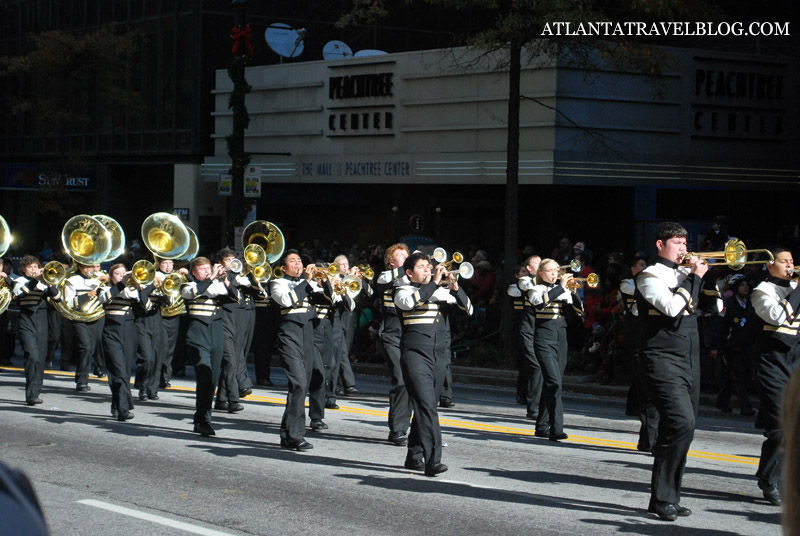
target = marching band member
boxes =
[64,263,106,392]
[46,253,73,372]
[269,250,322,451]
[750,246,800,506]
[331,254,358,397]
[13,255,60,405]
[309,264,344,431]
[253,281,277,387]
[394,252,472,476]
[529,258,584,442]
[132,265,163,402]
[181,257,236,436]
[634,222,720,521]
[376,243,411,446]
[214,249,245,413]
[156,257,187,389]
[514,255,543,420]
[98,263,140,421]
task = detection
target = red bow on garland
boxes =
[231,24,254,57]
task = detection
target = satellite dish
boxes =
[322,40,353,60]
[354,49,388,58]
[265,23,306,59]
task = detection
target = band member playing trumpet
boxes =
[529,259,584,441]
[181,257,236,436]
[269,250,324,451]
[214,249,246,413]
[64,263,107,392]
[98,264,140,421]
[750,247,800,506]
[133,264,163,402]
[394,252,472,476]
[634,222,721,521]
[156,257,188,389]
[513,255,543,420]
[13,255,60,405]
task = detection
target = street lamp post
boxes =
[227,0,252,242]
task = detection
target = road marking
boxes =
[77,499,235,536]
[3,365,760,467]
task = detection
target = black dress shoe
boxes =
[138,391,148,401]
[256,378,273,387]
[675,505,692,517]
[759,482,782,505]
[335,388,344,396]
[25,397,43,406]
[439,399,455,408]
[310,419,328,431]
[193,422,216,437]
[117,411,135,421]
[45,361,54,369]
[344,387,358,395]
[648,501,677,521]
[325,401,340,410]
[534,429,550,438]
[160,382,171,389]
[240,389,253,398]
[93,367,106,378]
[77,384,91,392]
[424,463,448,477]
[388,432,408,446]
[404,458,425,471]
[214,401,229,411]
[148,394,159,401]
[281,439,313,451]
[111,408,118,419]
[549,432,568,441]
[227,403,244,413]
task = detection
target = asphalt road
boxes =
[0,364,782,536]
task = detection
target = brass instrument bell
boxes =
[141,212,191,260]
[242,220,285,265]
[61,214,112,265]
[567,272,600,291]
[129,259,156,287]
[334,275,362,298]
[161,272,186,298]
[682,238,774,271]
[93,215,126,262]
[559,259,582,274]
[0,215,11,258]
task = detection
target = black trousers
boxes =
[440,350,454,403]
[401,332,447,467]
[332,313,356,391]
[103,319,136,416]
[185,318,223,425]
[253,306,278,382]
[534,324,568,434]
[159,314,181,385]
[134,313,163,397]
[643,333,700,505]
[217,310,240,405]
[519,318,543,417]
[46,306,73,365]
[756,339,800,486]
[382,334,412,435]
[314,318,336,402]
[19,308,48,401]
[73,318,103,386]
[278,320,323,442]
[236,307,255,392]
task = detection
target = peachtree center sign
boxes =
[301,159,411,178]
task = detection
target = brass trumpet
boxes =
[273,266,285,279]
[432,248,464,270]
[559,259,582,274]
[161,272,187,298]
[681,238,773,271]
[312,264,340,280]
[567,273,600,291]
[334,275,362,298]
[128,259,156,288]
[357,264,374,281]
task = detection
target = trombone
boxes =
[681,238,774,271]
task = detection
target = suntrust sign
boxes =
[327,71,395,137]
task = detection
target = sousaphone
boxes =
[242,220,285,265]
[141,212,191,260]
[0,215,12,314]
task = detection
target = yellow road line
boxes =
[1,365,759,465]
